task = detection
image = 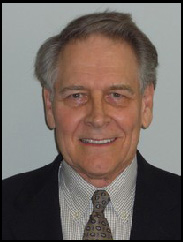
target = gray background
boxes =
[2,3,181,179]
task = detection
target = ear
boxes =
[141,84,155,129]
[43,88,56,129]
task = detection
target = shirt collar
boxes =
[59,156,137,219]
[59,161,95,219]
[105,156,137,216]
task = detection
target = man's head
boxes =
[34,12,158,187]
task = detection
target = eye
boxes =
[110,92,123,98]
[71,93,83,98]
[106,91,130,106]
[66,92,88,106]
[69,93,87,99]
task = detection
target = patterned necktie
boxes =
[83,190,113,240]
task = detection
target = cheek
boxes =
[54,106,84,136]
[115,107,141,132]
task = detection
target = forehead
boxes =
[56,35,139,89]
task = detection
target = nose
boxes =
[85,93,111,128]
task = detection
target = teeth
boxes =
[80,138,116,144]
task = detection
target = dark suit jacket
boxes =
[2,151,181,240]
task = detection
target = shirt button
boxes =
[74,211,80,219]
[121,211,128,219]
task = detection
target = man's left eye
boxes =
[71,93,83,98]
[110,93,123,98]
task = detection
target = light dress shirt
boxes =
[58,156,137,240]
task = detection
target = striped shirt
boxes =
[58,157,137,240]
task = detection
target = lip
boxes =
[79,137,118,146]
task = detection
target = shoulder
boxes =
[137,150,181,204]
[2,153,62,208]
[2,165,48,200]
[137,150,181,184]
[2,154,63,240]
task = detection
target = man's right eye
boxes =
[64,93,88,106]
[70,93,83,98]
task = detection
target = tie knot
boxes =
[92,190,110,212]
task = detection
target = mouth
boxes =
[79,137,117,145]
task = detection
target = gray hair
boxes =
[34,11,158,98]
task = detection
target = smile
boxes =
[80,138,117,144]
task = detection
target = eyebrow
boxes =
[59,84,134,94]
[59,85,86,94]
[109,84,134,94]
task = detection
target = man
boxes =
[2,11,181,240]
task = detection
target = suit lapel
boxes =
[9,154,63,240]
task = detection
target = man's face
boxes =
[44,35,154,186]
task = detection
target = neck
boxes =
[76,168,127,188]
